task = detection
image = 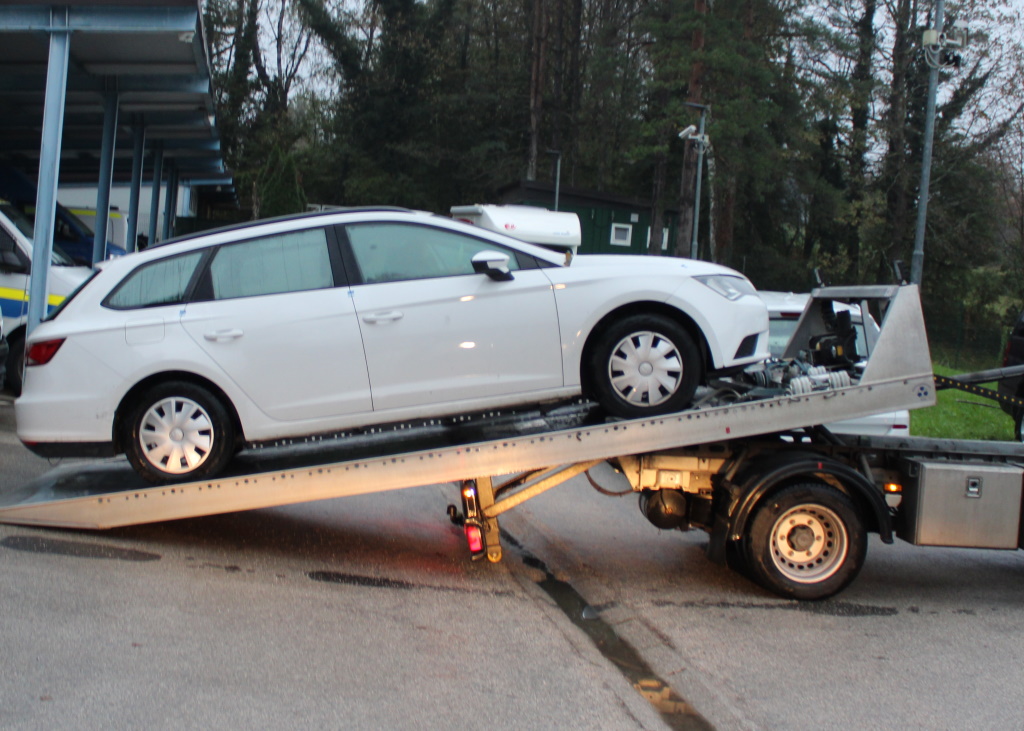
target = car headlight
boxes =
[694,274,757,301]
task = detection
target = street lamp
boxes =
[546,149,562,211]
[681,103,709,260]
[912,1,968,284]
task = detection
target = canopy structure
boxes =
[0,0,234,331]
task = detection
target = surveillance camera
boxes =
[678,125,697,139]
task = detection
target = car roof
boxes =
[150,206,414,249]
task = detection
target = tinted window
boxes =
[207,228,333,300]
[106,252,204,309]
[346,223,522,284]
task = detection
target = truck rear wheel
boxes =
[745,482,866,600]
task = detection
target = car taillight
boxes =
[26,339,66,366]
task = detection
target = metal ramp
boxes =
[0,285,937,531]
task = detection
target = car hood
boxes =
[567,254,746,279]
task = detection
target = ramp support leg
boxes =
[474,476,503,563]
[454,478,503,563]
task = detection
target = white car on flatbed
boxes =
[17,208,769,483]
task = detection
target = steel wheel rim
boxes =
[138,396,215,475]
[608,330,683,407]
[768,504,848,584]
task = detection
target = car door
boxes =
[179,226,372,422]
[341,221,563,412]
[0,221,29,330]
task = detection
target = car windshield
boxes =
[1,199,81,267]
[0,199,35,238]
[768,310,870,359]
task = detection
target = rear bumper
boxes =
[21,440,117,459]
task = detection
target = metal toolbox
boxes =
[897,459,1024,548]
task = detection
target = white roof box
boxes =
[451,204,581,254]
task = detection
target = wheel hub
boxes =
[786,523,817,553]
[138,396,215,475]
[608,331,683,407]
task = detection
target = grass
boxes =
[910,363,1017,441]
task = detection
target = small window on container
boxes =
[610,223,632,247]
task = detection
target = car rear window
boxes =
[105,251,204,310]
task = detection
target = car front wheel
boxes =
[123,381,236,483]
[589,314,701,419]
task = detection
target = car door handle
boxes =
[362,311,404,324]
[203,328,244,342]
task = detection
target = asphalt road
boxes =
[3,393,1024,729]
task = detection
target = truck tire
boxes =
[745,482,867,600]
[589,314,701,418]
[123,381,236,483]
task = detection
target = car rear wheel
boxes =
[744,482,867,600]
[123,381,236,483]
[589,314,701,418]
[5,332,24,395]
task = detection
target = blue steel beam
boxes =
[127,120,146,252]
[93,91,118,263]
[0,6,198,33]
[27,12,70,336]
[147,143,164,246]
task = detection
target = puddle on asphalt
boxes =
[1,535,160,561]
[523,554,714,731]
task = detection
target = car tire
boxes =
[744,482,867,600]
[589,314,701,419]
[6,332,24,396]
[123,381,236,483]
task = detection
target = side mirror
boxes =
[0,249,29,274]
[471,250,514,281]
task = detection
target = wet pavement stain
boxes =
[1,535,160,562]
[521,554,714,731]
[653,598,898,617]
[307,570,516,597]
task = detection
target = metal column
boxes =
[126,120,145,252]
[147,143,164,247]
[27,9,70,335]
[92,91,119,264]
[162,164,179,240]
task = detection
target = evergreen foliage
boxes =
[204,0,1024,361]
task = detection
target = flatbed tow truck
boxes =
[3,284,1023,599]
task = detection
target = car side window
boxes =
[345,222,521,284]
[105,251,204,309]
[206,228,334,300]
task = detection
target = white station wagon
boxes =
[16,208,769,482]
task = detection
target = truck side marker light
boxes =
[884,483,902,494]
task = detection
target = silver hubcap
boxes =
[608,331,683,407]
[768,504,848,584]
[139,397,215,475]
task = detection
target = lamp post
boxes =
[681,103,709,260]
[911,1,967,284]
[546,149,562,211]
